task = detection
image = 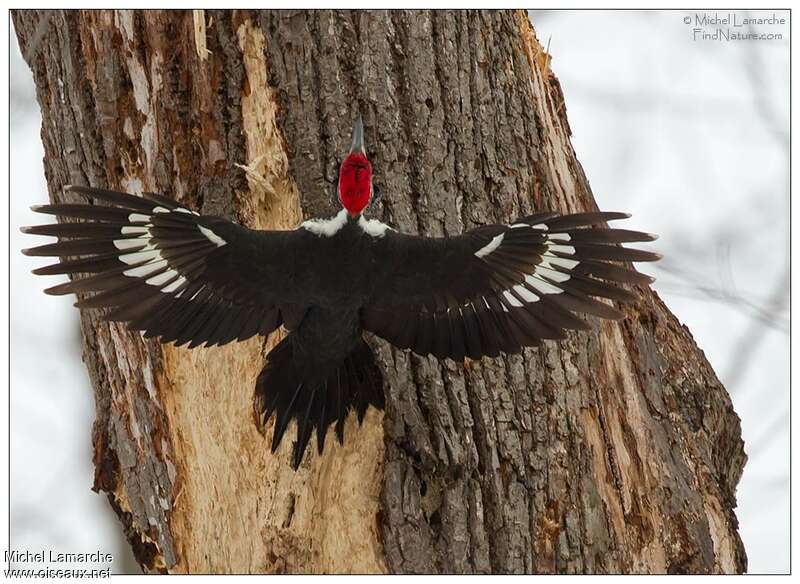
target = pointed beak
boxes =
[349,114,365,154]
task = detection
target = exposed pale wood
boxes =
[14,8,746,574]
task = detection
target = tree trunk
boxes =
[13,9,747,574]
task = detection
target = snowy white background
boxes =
[10,26,138,574]
[10,10,789,574]
[530,9,789,573]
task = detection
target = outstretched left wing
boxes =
[362,211,660,360]
[22,185,305,348]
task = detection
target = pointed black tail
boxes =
[254,334,384,469]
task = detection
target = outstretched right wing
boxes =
[363,210,661,360]
[22,185,304,348]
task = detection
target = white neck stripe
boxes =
[300,209,349,237]
[358,216,392,238]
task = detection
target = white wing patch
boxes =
[125,258,168,278]
[474,233,504,258]
[525,275,562,295]
[114,237,149,251]
[358,216,393,238]
[547,244,575,255]
[301,209,349,237]
[486,222,580,306]
[162,276,187,294]
[146,270,176,286]
[109,205,223,296]
[116,247,161,265]
[540,253,578,271]
[199,225,226,247]
[534,263,572,282]
[121,226,148,235]
[503,290,523,307]
[513,284,539,302]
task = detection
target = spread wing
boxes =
[22,185,304,348]
[362,211,661,360]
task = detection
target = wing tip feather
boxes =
[644,251,664,262]
[44,283,73,296]
[639,272,657,284]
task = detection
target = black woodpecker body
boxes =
[22,115,661,469]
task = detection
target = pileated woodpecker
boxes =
[22,115,660,469]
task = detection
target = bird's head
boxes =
[338,115,373,217]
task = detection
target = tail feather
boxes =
[295,384,318,468]
[317,380,330,455]
[334,368,346,444]
[255,334,384,469]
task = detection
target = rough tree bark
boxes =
[14,9,747,574]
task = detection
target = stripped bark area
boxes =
[14,9,746,574]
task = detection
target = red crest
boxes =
[338,153,372,216]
